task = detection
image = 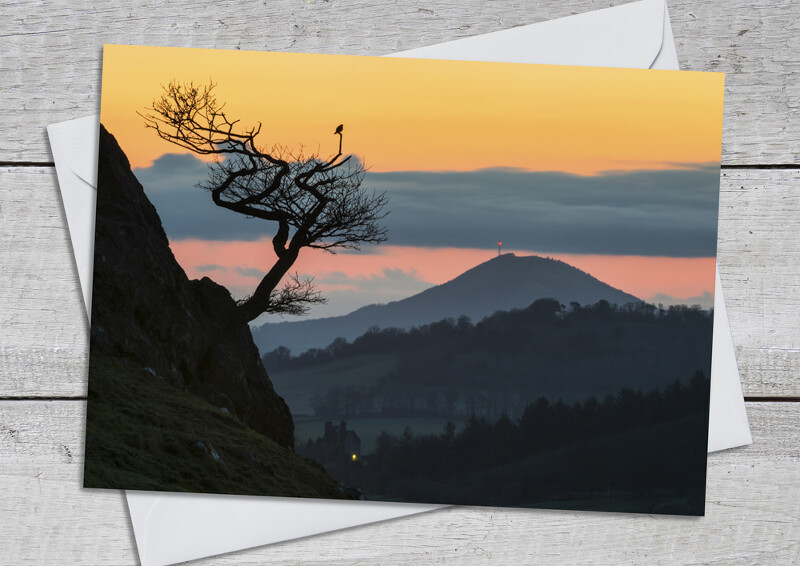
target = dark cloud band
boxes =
[136,154,719,258]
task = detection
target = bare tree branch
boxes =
[256,274,327,316]
[142,81,389,322]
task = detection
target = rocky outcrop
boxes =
[89,125,293,447]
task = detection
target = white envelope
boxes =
[48,1,751,564]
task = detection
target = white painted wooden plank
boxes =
[2,167,798,397]
[0,0,798,164]
[670,0,800,165]
[0,401,797,564]
[717,169,800,397]
[0,401,136,563]
[0,167,88,397]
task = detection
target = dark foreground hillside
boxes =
[85,355,347,497]
[84,125,347,498]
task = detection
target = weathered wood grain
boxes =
[0,400,797,565]
[0,0,798,165]
[717,169,800,397]
[2,167,797,397]
[0,167,88,397]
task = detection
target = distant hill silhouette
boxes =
[252,254,640,354]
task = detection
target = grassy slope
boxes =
[84,354,349,499]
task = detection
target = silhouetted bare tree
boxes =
[141,81,389,323]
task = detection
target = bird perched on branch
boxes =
[334,124,343,135]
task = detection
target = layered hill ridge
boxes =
[253,253,640,354]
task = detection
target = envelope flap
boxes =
[127,491,442,566]
[47,115,100,320]
[49,115,100,186]
[391,0,666,70]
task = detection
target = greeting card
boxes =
[86,45,723,515]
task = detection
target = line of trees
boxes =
[267,299,713,419]
[358,372,710,513]
[264,299,711,371]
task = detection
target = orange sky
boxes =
[101,45,724,175]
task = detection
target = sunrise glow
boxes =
[169,239,715,308]
[101,45,724,175]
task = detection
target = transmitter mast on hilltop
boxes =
[497,241,502,257]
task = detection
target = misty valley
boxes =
[266,298,712,514]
